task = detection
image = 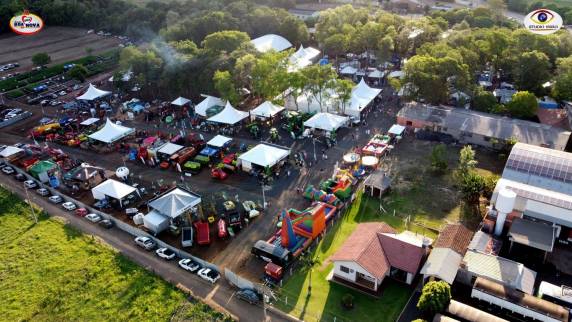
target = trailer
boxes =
[194,221,211,245]
[181,226,194,247]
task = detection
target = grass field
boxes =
[0,189,230,321]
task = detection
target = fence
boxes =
[0,111,32,129]
[7,161,220,273]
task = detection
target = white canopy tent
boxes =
[207,135,232,148]
[77,83,111,101]
[171,96,191,106]
[388,70,405,79]
[340,65,358,75]
[251,101,285,118]
[88,118,135,144]
[238,144,290,171]
[367,69,385,78]
[0,146,23,158]
[148,188,201,219]
[195,95,224,117]
[289,45,320,72]
[345,79,381,119]
[250,34,292,53]
[388,124,406,136]
[143,210,170,234]
[303,112,348,132]
[92,179,139,207]
[157,142,184,155]
[80,118,100,126]
[207,102,249,125]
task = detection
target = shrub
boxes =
[341,293,354,309]
[6,90,24,99]
[417,281,451,316]
[430,144,448,172]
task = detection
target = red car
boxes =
[75,208,88,217]
[211,168,228,180]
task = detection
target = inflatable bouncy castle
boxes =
[303,185,340,207]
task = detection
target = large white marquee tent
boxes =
[345,79,382,119]
[88,118,135,144]
[77,84,111,101]
[250,101,285,119]
[171,96,191,106]
[238,144,290,171]
[251,34,293,53]
[289,45,320,72]
[303,112,348,132]
[92,179,139,207]
[207,102,249,125]
[195,95,224,117]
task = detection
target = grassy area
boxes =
[0,188,230,321]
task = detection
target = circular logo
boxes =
[524,9,562,35]
[10,11,44,35]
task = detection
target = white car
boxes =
[179,259,201,273]
[197,268,220,284]
[24,180,37,189]
[2,166,14,175]
[36,188,49,196]
[58,90,67,96]
[134,236,156,250]
[62,201,77,211]
[155,247,176,260]
[85,213,102,223]
[48,195,63,203]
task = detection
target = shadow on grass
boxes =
[63,223,83,240]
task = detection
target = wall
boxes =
[0,111,32,129]
[332,260,379,290]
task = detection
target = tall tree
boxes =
[301,64,337,112]
[512,51,551,94]
[32,53,51,66]
[201,30,250,55]
[213,70,239,105]
[507,91,538,119]
[334,79,354,114]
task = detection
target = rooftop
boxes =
[434,224,474,256]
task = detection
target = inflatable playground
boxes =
[267,202,336,258]
[319,169,357,200]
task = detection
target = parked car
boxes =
[235,289,261,305]
[62,201,77,211]
[48,195,63,203]
[15,173,26,181]
[24,180,37,189]
[197,268,220,284]
[155,247,176,260]
[178,258,201,273]
[99,219,113,229]
[58,90,67,96]
[36,188,49,196]
[85,213,102,223]
[93,199,110,209]
[134,236,156,250]
[75,208,88,217]
[2,166,14,175]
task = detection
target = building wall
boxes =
[396,116,432,129]
[332,260,380,290]
[406,272,414,284]
[491,191,572,228]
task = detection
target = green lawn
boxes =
[0,189,230,321]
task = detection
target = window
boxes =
[340,266,350,273]
[406,121,412,126]
[484,136,491,142]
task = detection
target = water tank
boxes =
[496,189,516,214]
[116,166,130,180]
[133,213,144,225]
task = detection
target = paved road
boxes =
[2,176,292,322]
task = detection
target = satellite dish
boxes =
[116,166,130,180]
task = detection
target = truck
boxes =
[169,147,197,169]
[181,226,194,247]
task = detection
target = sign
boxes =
[10,10,44,35]
[524,9,563,35]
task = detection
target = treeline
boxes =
[507,0,572,24]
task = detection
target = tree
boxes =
[67,65,89,82]
[457,145,477,178]
[417,281,451,316]
[250,51,290,100]
[301,64,337,112]
[287,71,308,111]
[552,56,572,101]
[459,171,486,204]
[512,51,551,94]
[32,52,51,66]
[213,70,239,105]
[487,0,507,25]
[334,79,354,114]
[201,30,250,55]
[85,47,94,56]
[170,40,199,56]
[506,91,538,119]
[430,144,448,172]
[341,293,354,309]
[472,88,497,113]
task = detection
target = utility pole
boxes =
[261,181,266,209]
[25,187,38,223]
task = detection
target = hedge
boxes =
[6,90,24,99]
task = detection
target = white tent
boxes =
[171,96,191,106]
[207,102,249,125]
[388,70,405,79]
[340,65,358,75]
[289,45,320,72]
[238,144,290,171]
[77,83,111,101]
[157,142,184,155]
[143,210,170,234]
[388,124,406,136]
[207,135,232,148]
[251,101,285,118]
[0,146,23,158]
[304,112,348,132]
[80,118,100,126]
[250,34,292,53]
[367,69,385,78]
[92,179,138,207]
[195,95,224,117]
[148,188,201,219]
[345,79,381,119]
[88,118,135,144]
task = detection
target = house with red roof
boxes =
[328,222,431,295]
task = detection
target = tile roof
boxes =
[379,233,426,274]
[434,224,474,255]
[330,222,395,279]
[330,222,426,278]
[420,248,463,284]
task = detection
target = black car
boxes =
[14,173,26,181]
[99,219,113,229]
[235,289,261,305]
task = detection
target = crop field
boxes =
[0,26,121,75]
[0,188,227,321]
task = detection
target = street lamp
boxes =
[312,137,317,161]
